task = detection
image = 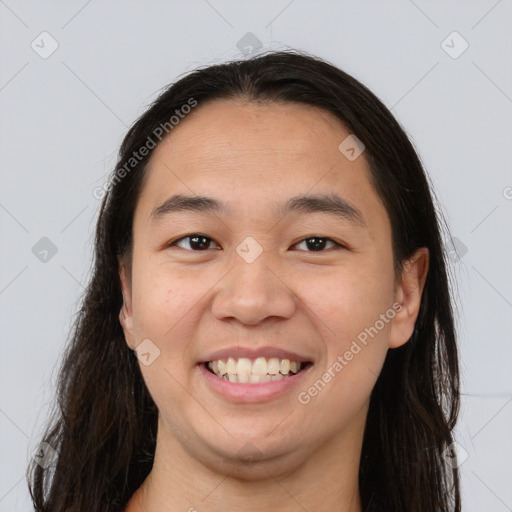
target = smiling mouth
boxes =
[204,357,312,384]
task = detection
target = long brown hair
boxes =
[27,49,460,512]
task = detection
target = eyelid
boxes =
[167,234,348,252]
[292,237,347,251]
[168,234,221,250]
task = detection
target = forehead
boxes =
[135,99,386,227]
[148,99,352,169]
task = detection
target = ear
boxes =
[388,247,429,349]
[119,258,136,350]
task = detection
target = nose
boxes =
[211,253,297,326]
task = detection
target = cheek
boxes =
[303,263,395,346]
[296,271,392,433]
[130,259,195,340]
[130,265,200,416]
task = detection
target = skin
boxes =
[119,98,429,512]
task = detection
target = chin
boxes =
[193,427,309,479]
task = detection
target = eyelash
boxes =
[167,234,347,252]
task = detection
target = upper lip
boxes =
[199,346,313,364]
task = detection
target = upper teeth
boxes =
[208,357,302,383]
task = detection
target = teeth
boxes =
[268,357,280,375]
[226,357,237,374]
[217,360,227,375]
[207,357,304,383]
[252,357,268,376]
[236,358,252,376]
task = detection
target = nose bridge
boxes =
[211,240,296,325]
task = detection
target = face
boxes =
[119,99,428,477]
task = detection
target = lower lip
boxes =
[198,363,312,403]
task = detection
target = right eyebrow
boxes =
[149,194,225,222]
[149,192,366,227]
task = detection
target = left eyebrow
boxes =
[149,192,366,227]
[281,193,366,227]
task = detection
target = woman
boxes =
[27,49,461,512]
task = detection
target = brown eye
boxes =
[170,234,221,251]
[294,237,342,252]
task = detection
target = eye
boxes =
[293,236,344,252]
[169,234,221,251]
[167,234,345,252]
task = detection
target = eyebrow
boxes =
[149,193,366,227]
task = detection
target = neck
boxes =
[128,407,368,512]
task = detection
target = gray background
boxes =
[1,1,511,510]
